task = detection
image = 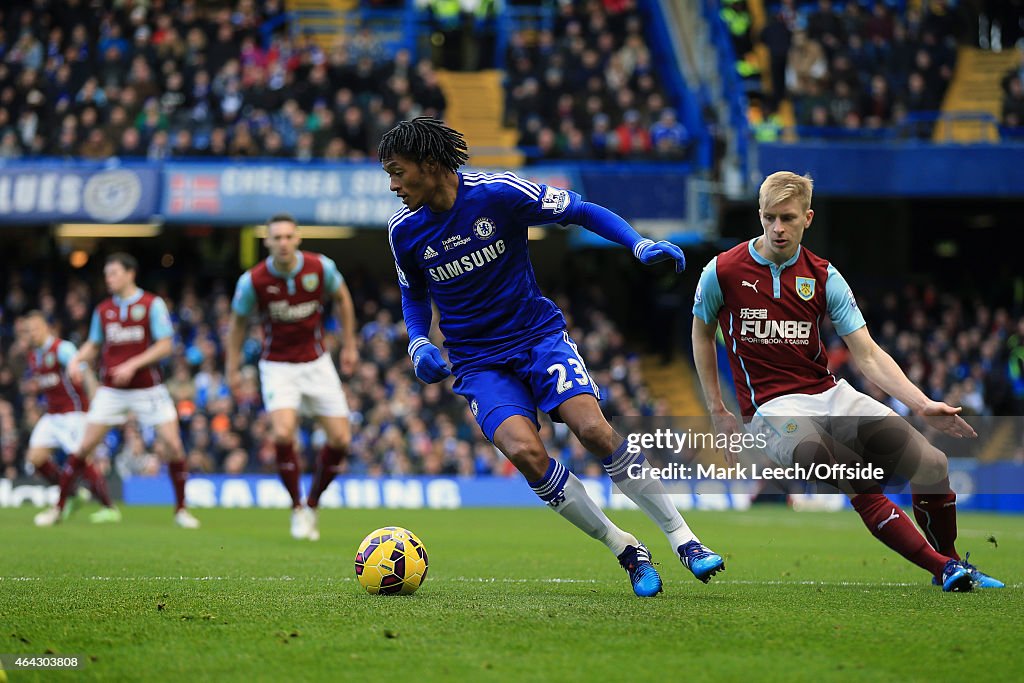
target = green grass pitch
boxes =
[1,505,1021,682]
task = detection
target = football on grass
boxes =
[354,526,429,595]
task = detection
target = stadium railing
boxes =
[643,0,715,171]
[699,0,752,179]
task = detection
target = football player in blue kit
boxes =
[381,117,724,596]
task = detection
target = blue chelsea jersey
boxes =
[389,171,583,372]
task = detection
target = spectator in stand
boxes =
[1002,75,1024,131]
[861,74,894,127]
[806,0,845,59]
[761,13,792,109]
[614,109,651,158]
[78,128,115,159]
[650,108,689,160]
[786,30,828,99]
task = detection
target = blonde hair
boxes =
[759,171,813,212]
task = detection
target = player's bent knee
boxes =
[573,418,616,455]
[915,445,948,482]
[504,442,549,480]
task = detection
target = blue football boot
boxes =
[930,553,1004,589]
[960,553,1005,588]
[678,540,725,583]
[939,559,974,592]
[617,543,663,597]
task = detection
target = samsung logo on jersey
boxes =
[429,240,506,282]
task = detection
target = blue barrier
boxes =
[2,467,1020,511]
[121,474,757,510]
[109,464,1024,512]
[577,162,691,220]
[758,142,1024,196]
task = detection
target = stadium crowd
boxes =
[747,0,974,136]
[0,0,447,161]
[0,263,663,483]
[0,0,688,162]
[821,282,1024,424]
[3,259,1023,484]
[503,0,692,161]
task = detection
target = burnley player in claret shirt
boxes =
[34,253,200,529]
[227,214,358,541]
[691,171,1003,591]
[19,310,97,516]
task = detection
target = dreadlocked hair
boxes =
[378,117,469,173]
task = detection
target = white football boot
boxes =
[175,509,201,529]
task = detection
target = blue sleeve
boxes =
[495,173,583,227]
[56,340,77,366]
[826,265,866,336]
[149,297,174,340]
[231,271,256,316]
[692,257,724,323]
[88,310,103,345]
[565,201,646,253]
[389,223,431,345]
[402,294,433,352]
[319,254,344,294]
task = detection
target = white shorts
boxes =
[87,385,179,427]
[745,380,892,466]
[29,412,87,453]
[258,353,350,418]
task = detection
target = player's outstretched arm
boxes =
[59,340,99,398]
[570,201,686,272]
[843,326,977,438]
[692,316,741,462]
[67,340,99,385]
[334,281,359,375]
[224,313,248,396]
[79,366,99,399]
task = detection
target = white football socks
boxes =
[530,458,637,556]
[603,441,698,551]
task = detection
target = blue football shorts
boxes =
[452,330,602,441]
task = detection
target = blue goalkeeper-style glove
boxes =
[635,239,686,272]
[408,336,451,384]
